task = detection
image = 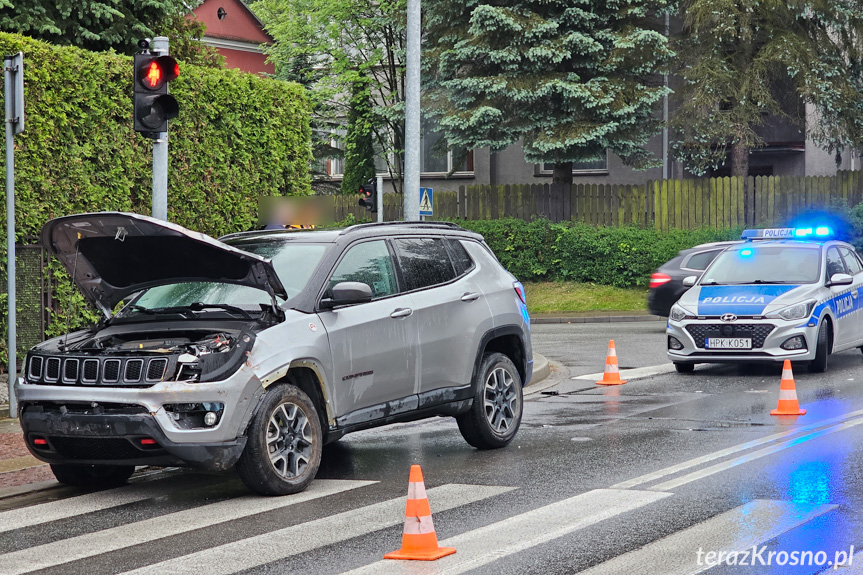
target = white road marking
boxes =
[650,416,863,491]
[0,479,375,575]
[572,363,676,382]
[613,407,863,489]
[576,499,837,575]
[120,483,514,575]
[0,480,177,534]
[342,488,670,575]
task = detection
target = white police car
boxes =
[667,227,863,373]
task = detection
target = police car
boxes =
[667,227,863,373]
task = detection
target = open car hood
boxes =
[41,212,287,316]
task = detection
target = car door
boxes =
[838,246,863,345]
[391,236,490,396]
[825,246,855,349]
[317,239,418,419]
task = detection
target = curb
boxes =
[531,315,664,324]
[529,354,551,386]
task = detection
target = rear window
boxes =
[683,250,721,271]
[447,239,475,276]
[393,238,456,291]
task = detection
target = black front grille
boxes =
[124,359,143,382]
[146,358,168,381]
[29,356,43,379]
[685,323,776,349]
[49,437,152,460]
[45,358,61,381]
[63,359,79,383]
[82,359,99,382]
[103,360,121,382]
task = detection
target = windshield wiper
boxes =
[125,304,194,316]
[187,302,253,320]
[751,279,787,284]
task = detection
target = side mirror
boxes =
[828,273,853,287]
[320,282,373,309]
[682,276,698,288]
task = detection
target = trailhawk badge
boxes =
[720,313,738,322]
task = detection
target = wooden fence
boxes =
[327,172,863,231]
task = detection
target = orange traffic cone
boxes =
[596,340,627,386]
[384,465,456,561]
[770,360,806,416]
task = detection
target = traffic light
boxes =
[358,178,377,213]
[133,50,179,136]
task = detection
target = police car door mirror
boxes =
[682,276,698,288]
[323,282,374,308]
[828,273,853,287]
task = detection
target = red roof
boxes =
[191,0,273,45]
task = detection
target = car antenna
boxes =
[61,244,81,351]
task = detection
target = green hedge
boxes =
[1,32,312,366]
[460,219,743,287]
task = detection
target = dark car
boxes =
[647,241,739,316]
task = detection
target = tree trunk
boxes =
[552,161,574,186]
[730,142,749,179]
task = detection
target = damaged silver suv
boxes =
[17,212,532,495]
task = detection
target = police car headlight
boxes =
[670,304,696,322]
[767,300,816,321]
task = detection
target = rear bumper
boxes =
[20,407,246,470]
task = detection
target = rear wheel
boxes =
[457,353,523,449]
[49,463,135,488]
[237,384,322,496]
[808,321,830,373]
[674,362,695,374]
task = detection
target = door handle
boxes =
[852,289,858,298]
[390,308,413,318]
[461,292,481,302]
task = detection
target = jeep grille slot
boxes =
[124,359,144,382]
[103,360,121,383]
[146,358,168,382]
[28,356,43,380]
[62,359,80,383]
[82,359,99,383]
[45,358,61,382]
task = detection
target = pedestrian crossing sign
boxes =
[419,188,433,216]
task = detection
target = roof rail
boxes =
[339,221,465,235]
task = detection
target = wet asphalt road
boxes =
[3,322,863,574]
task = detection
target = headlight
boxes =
[767,300,816,321]
[670,304,696,322]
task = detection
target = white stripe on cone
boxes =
[778,389,799,401]
[402,515,436,535]
[407,482,427,500]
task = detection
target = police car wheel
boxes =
[674,362,695,373]
[808,322,829,373]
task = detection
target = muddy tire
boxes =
[237,384,322,496]
[674,362,695,373]
[457,352,523,449]
[49,463,135,488]
[808,321,829,373]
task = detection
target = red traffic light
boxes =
[138,55,179,91]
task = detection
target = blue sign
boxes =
[419,188,433,216]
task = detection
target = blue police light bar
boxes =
[741,227,834,240]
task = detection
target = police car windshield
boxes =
[700,245,821,285]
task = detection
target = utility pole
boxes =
[662,13,670,181]
[150,37,170,220]
[4,51,24,416]
[376,174,384,223]
[403,0,421,221]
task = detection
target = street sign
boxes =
[419,187,433,216]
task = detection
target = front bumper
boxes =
[667,317,818,363]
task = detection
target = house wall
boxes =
[214,46,274,75]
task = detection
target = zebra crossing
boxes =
[0,468,842,575]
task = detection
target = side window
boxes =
[447,239,475,276]
[683,250,720,271]
[393,238,456,291]
[839,247,863,275]
[328,240,398,299]
[826,247,848,278]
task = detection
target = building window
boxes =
[421,118,474,175]
[538,153,609,175]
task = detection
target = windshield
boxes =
[118,241,329,317]
[700,245,822,285]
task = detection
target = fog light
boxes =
[668,336,684,350]
[204,412,218,427]
[781,335,806,350]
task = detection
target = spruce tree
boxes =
[424,0,673,185]
[671,0,863,178]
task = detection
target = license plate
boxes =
[706,338,752,349]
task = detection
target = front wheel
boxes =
[457,352,523,449]
[49,463,135,488]
[237,384,323,496]
[808,322,829,373]
[674,362,695,373]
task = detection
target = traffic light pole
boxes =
[150,36,169,221]
[376,175,384,222]
[5,52,23,416]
